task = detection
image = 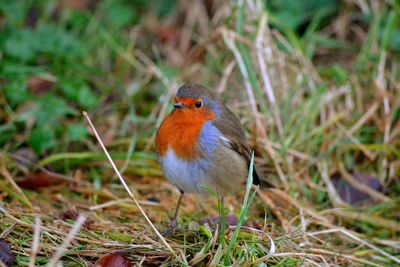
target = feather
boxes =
[212,105,272,188]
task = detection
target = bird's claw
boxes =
[163,221,179,237]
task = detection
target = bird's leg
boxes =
[168,190,184,235]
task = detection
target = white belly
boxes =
[159,149,210,193]
[159,144,247,194]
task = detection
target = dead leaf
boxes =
[57,0,91,11]
[12,148,37,167]
[17,172,65,189]
[95,253,132,267]
[27,76,54,94]
[158,25,181,45]
[332,172,384,205]
[0,238,15,267]
[60,209,91,229]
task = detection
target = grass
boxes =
[1,0,400,266]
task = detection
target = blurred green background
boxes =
[1,0,399,158]
[1,0,400,265]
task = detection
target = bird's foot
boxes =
[162,219,180,237]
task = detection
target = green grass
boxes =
[1,0,400,266]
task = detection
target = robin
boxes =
[155,84,268,233]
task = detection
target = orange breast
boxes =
[156,109,216,160]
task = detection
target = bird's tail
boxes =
[252,165,274,188]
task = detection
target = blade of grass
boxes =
[235,0,244,34]
[218,197,226,247]
[224,152,257,265]
[356,7,383,70]
[0,164,33,208]
[39,151,156,166]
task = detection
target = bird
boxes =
[155,83,268,233]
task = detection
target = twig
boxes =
[257,190,290,232]
[89,198,131,210]
[258,138,313,161]
[253,252,329,266]
[328,209,400,232]
[318,160,346,207]
[0,164,33,208]
[256,12,283,136]
[138,256,146,266]
[82,111,174,254]
[335,122,375,160]
[307,248,383,267]
[0,219,16,239]
[29,216,41,267]
[310,228,400,264]
[216,60,236,94]
[46,214,86,266]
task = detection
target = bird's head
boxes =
[172,84,220,121]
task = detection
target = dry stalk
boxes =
[46,214,87,266]
[0,164,33,208]
[256,12,283,136]
[28,216,42,267]
[257,190,290,232]
[82,111,174,254]
[309,228,400,264]
[318,160,347,207]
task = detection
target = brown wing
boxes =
[212,104,268,187]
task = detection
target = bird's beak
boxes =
[173,102,184,109]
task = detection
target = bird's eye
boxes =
[194,100,203,108]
